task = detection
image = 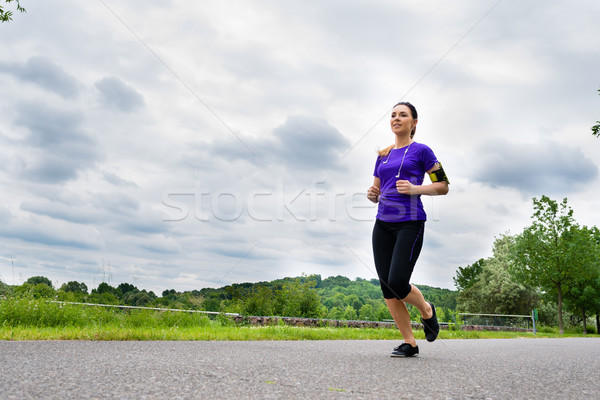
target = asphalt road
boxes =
[1,338,599,399]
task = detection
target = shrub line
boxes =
[50,301,239,316]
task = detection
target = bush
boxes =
[154,311,211,328]
[242,286,274,316]
[0,279,12,297]
[31,283,56,299]
[585,325,597,334]
[202,297,222,312]
[0,299,214,329]
[0,298,114,327]
[537,301,559,326]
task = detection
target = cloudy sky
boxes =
[1,0,599,294]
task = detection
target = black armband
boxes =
[428,164,449,184]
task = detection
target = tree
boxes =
[512,196,582,334]
[376,303,392,321]
[345,294,363,312]
[321,275,352,288]
[358,304,376,321]
[563,226,600,334]
[117,283,138,297]
[94,282,120,296]
[0,279,11,296]
[591,272,600,333]
[343,305,357,320]
[592,88,600,137]
[26,276,53,288]
[453,258,485,291]
[0,0,25,22]
[201,297,222,312]
[274,278,322,318]
[328,306,344,320]
[458,261,538,315]
[457,234,538,315]
[31,283,55,298]
[242,286,275,316]
[60,281,88,294]
[124,290,155,307]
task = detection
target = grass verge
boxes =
[1,299,596,341]
[1,324,594,341]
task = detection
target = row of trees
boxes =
[1,275,159,307]
[454,196,600,334]
[1,274,458,324]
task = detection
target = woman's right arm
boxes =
[367,177,381,203]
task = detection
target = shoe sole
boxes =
[390,353,419,357]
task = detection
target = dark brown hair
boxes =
[378,101,418,158]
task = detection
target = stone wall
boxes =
[231,315,533,332]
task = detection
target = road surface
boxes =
[1,338,599,399]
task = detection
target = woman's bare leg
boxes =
[385,298,417,347]
[401,284,433,319]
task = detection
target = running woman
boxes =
[367,101,449,357]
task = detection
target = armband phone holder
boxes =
[428,164,449,184]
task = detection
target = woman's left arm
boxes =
[395,163,449,196]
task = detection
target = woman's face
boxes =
[390,105,417,136]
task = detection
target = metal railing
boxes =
[459,312,536,333]
[50,301,239,316]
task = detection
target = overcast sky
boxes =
[1,0,599,294]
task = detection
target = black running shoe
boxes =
[390,343,419,357]
[421,302,439,342]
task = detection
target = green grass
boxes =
[1,324,594,341]
[1,298,596,341]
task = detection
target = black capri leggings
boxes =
[372,219,425,299]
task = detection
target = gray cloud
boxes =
[307,1,424,56]
[13,101,101,183]
[471,138,598,195]
[102,171,139,188]
[19,189,169,242]
[20,199,101,225]
[95,77,145,112]
[181,115,350,180]
[0,213,103,250]
[114,217,170,236]
[19,191,139,226]
[92,192,140,216]
[263,115,350,172]
[0,56,80,98]
[4,228,101,250]
[0,204,12,224]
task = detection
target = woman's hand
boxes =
[367,185,381,203]
[396,180,417,195]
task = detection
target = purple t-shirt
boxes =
[373,142,438,222]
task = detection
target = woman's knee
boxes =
[395,281,412,299]
[382,280,411,299]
